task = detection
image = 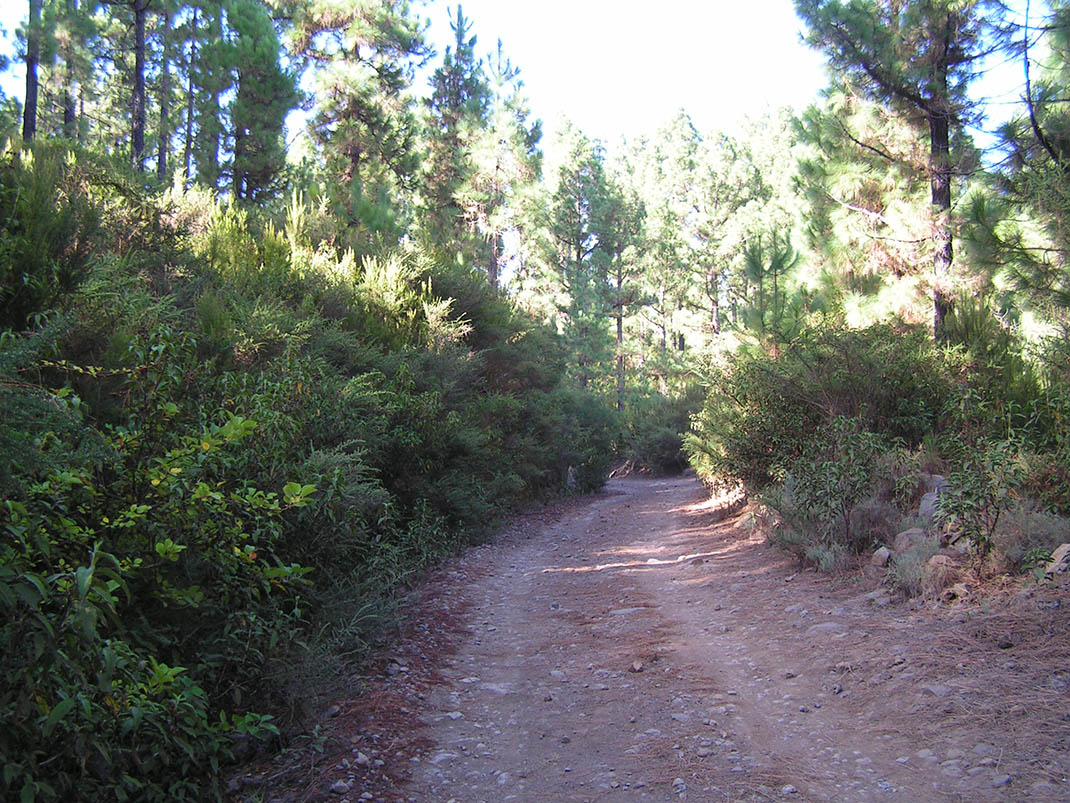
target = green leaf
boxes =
[42,697,76,737]
[4,763,22,786]
[75,565,93,601]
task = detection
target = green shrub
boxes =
[935,439,1024,563]
[686,321,951,490]
[885,538,941,597]
[0,175,621,800]
[621,387,702,474]
[0,143,100,329]
[787,417,889,553]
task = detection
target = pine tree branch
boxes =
[1022,0,1066,171]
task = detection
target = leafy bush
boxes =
[686,321,952,490]
[935,439,1024,563]
[756,418,893,570]
[0,143,100,329]
[0,172,619,801]
[789,418,889,552]
[620,387,702,474]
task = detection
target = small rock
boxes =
[445,711,463,720]
[697,747,713,757]
[1030,781,1059,795]
[806,621,848,636]
[550,670,567,681]
[799,705,811,713]
[992,774,1012,788]
[927,554,956,569]
[921,683,950,698]
[919,492,941,524]
[330,779,352,794]
[781,784,798,794]
[326,704,342,718]
[1044,543,1070,578]
[871,546,892,567]
[630,661,644,673]
[973,743,997,756]
[353,751,371,766]
[893,528,929,554]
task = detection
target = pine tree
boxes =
[795,0,1000,339]
[421,4,490,259]
[290,0,430,248]
[796,88,927,312]
[22,0,44,141]
[963,0,1070,323]
[455,39,541,287]
[228,0,298,201]
[539,122,623,391]
[192,1,229,188]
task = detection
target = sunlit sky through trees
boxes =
[0,0,1040,148]
[418,0,829,141]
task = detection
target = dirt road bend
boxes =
[295,476,1069,802]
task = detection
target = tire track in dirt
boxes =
[252,476,1068,802]
[400,477,1068,802]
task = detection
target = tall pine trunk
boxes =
[62,0,78,138]
[157,7,172,181]
[929,110,953,343]
[132,0,147,170]
[183,8,198,186]
[23,0,42,142]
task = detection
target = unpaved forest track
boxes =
[250,477,1070,802]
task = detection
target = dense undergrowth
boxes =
[0,143,618,800]
[686,310,1070,583]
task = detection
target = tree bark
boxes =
[183,7,197,187]
[132,0,147,170]
[23,0,42,142]
[157,7,172,181]
[62,0,78,138]
[929,111,953,342]
[489,231,501,288]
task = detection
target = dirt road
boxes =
[254,476,1070,802]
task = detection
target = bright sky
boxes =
[419,0,830,141]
